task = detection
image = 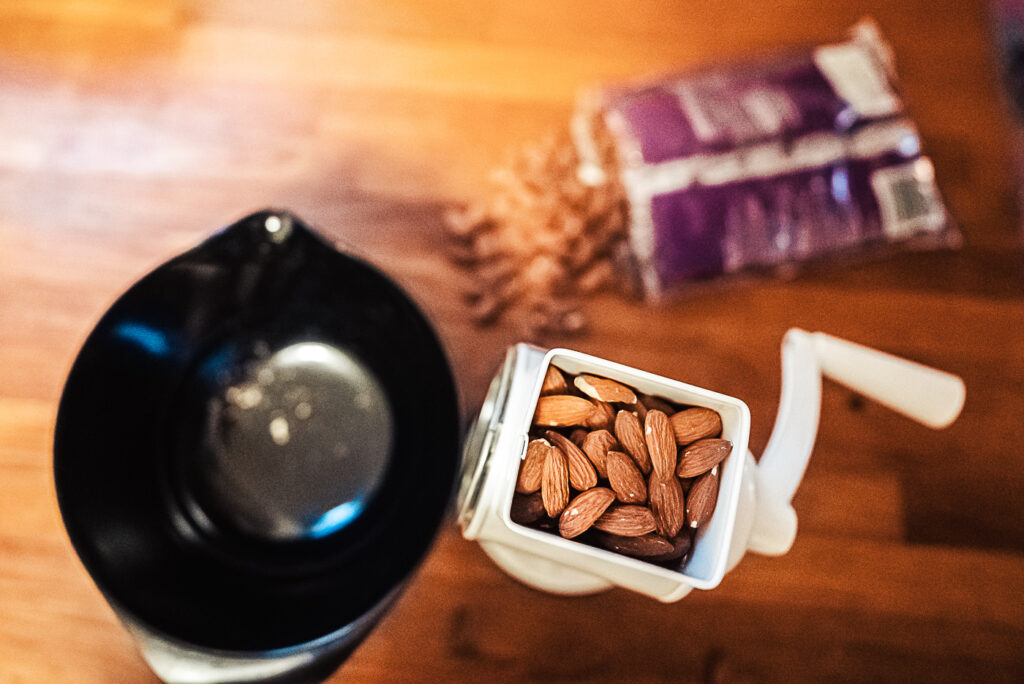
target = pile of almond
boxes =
[511,365,732,567]
[442,131,634,337]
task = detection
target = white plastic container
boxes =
[458,344,749,601]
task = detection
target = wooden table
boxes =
[2,1,1022,681]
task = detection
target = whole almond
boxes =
[443,203,492,240]
[614,410,651,475]
[634,400,647,422]
[468,274,522,324]
[534,395,597,427]
[584,400,616,431]
[581,429,617,479]
[540,365,568,395]
[510,492,545,525]
[596,532,674,558]
[677,438,733,478]
[546,430,598,491]
[577,259,615,294]
[645,532,693,563]
[640,394,677,415]
[558,487,616,538]
[644,410,677,480]
[649,475,686,538]
[669,407,723,445]
[686,465,720,530]
[569,428,588,447]
[573,374,637,404]
[515,438,550,494]
[593,504,657,537]
[605,450,647,504]
[541,445,570,517]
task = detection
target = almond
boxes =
[640,394,677,414]
[573,374,637,404]
[676,438,733,478]
[596,532,674,558]
[581,429,617,479]
[593,504,657,537]
[669,407,723,445]
[443,203,491,240]
[515,438,549,494]
[541,365,568,395]
[645,532,693,563]
[614,410,651,475]
[534,395,597,427]
[577,259,615,294]
[644,410,677,480]
[541,445,570,517]
[546,430,598,491]
[558,487,616,538]
[605,450,647,504]
[686,465,720,530]
[584,400,616,431]
[510,492,545,525]
[649,474,686,538]
[634,400,647,422]
[569,428,588,447]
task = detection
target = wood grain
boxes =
[1,0,1022,681]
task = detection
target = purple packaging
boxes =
[572,20,958,298]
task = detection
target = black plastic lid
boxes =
[54,210,459,652]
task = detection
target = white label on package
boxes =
[814,43,901,120]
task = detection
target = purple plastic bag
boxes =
[572,20,958,298]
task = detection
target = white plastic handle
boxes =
[748,329,965,556]
[811,332,966,430]
[756,329,824,505]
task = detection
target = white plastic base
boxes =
[479,540,614,596]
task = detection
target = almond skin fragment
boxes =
[540,365,569,395]
[541,445,570,517]
[584,400,616,431]
[510,492,545,525]
[593,504,657,537]
[596,532,674,558]
[581,429,617,479]
[605,450,647,504]
[676,438,733,478]
[614,410,651,475]
[649,474,686,538]
[669,407,723,445]
[573,374,637,404]
[516,438,549,494]
[534,395,597,427]
[686,465,720,529]
[644,410,677,480]
[546,430,598,491]
[558,487,616,538]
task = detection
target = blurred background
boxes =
[1,1,1022,682]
